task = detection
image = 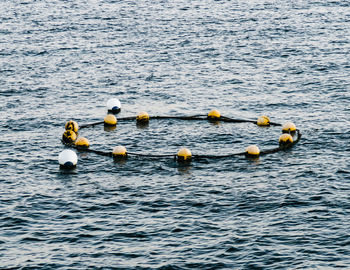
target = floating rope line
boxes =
[59,108,302,168]
[64,129,301,159]
[79,114,282,129]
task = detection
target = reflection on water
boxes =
[104,125,117,132]
[136,122,150,129]
[177,163,193,175]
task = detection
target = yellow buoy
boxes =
[104,114,117,126]
[112,145,127,158]
[75,137,90,148]
[62,130,77,143]
[282,122,296,134]
[65,120,79,133]
[177,148,192,162]
[207,109,221,120]
[245,145,260,157]
[279,134,293,146]
[257,116,270,126]
[136,112,149,123]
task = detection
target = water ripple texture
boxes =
[1,0,350,269]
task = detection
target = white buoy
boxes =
[59,149,78,169]
[107,98,121,113]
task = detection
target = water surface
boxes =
[1,0,350,269]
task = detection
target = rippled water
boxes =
[1,0,350,269]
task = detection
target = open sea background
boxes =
[1,0,350,269]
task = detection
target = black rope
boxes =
[80,121,104,129]
[192,152,246,159]
[127,152,175,158]
[79,148,113,157]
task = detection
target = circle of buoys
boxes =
[60,108,301,168]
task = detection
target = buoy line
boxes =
[58,99,302,169]
[79,114,282,129]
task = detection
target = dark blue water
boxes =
[1,0,350,269]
